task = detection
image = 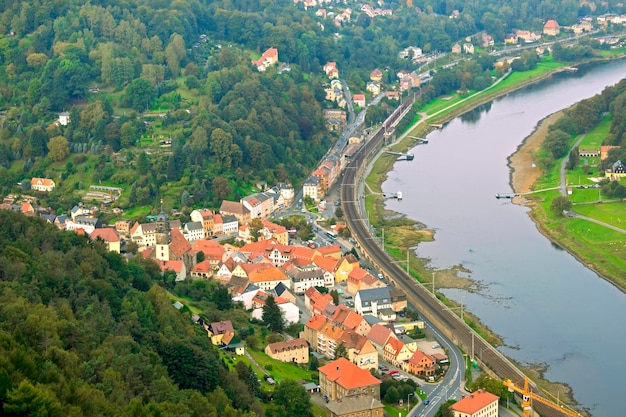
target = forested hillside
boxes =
[0,210,313,416]
[0,0,623,210]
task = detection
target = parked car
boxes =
[388,370,399,376]
[378,365,389,371]
[432,344,440,349]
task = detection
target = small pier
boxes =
[385,151,414,161]
[384,191,403,201]
[495,193,516,199]
[407,135,429,144]
[430,123,443,129]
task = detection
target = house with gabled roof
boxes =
[450,389,499,417]
[90,227,121,253]
[265,338,309,364]
[355,287,392,316]
[318,357,381,400]
[192,239,225,266]
[302,314,328,349]
[347,267,385,295]
[383,337,413,367]
[248,264,290,291]
[190,260,213,279]
[283,262,325,295]
[207,320,235,345]
[304,286,334,315]
[252,47,279,72]
[190,208,214,238]
[317,321,345,357]
[338,329,378,370]
[367,323,396,355]
[407,350,438,376]
[250,290,299,324]
[543,19,560,36]
[183,221,204,242]
[30,178,55,192]
[334,254,359,283]
[369,68,383,82]
[159,260,186,281]
[220,200,251,225]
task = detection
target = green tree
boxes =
[384,386,399,404]
[335,206,343,219]
[550,196,572,217]
[212,176,232,200]
[273,380,314,417]
[3,380,62,417]
[136,151,150,174]
[334,342,348,359]
[124,78,155,112]
[330,289,339,305]
[262,295,284,332]
[543,129,570,159]
[47,136,70,162]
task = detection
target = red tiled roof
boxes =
[318,358,381,389]
[191,260,212,274]
[306,314,328,331]
[192,240,226,260]
[313,255,338,272]
[160,260,184,273]
[368,324,393,347]
[248,265,288,283]
[544,19,559,28]
[90,227,120,243]
[267,337,308,353]
[316,245,341,257]
[450,390,499,414]
[169,228,192,259]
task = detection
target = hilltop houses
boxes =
[252,47,279,72]
[30,178,55,192]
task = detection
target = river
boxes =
[382,59,626,417]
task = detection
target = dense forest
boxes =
[0,0,623,211]
[0,210,320,416]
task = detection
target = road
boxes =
[340,98,574,417]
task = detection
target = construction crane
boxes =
[502,377,584,417]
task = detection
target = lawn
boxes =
[248,349,318,384]
[579,114,612,150]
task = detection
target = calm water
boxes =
[383,60,626,417]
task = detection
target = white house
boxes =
[30,178,56,192]
[355,287,392,316]
[183,221,204,242]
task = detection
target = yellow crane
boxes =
[502,377,584,417]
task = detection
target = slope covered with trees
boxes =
[0,210,313,416]
[0,0,622,210]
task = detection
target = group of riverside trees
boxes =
[0,210,314,417]
[0,0,623,210]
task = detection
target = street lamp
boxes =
[407,393,414,411]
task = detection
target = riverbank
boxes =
[362,59,625,412]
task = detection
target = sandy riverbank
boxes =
[508,110,564,197]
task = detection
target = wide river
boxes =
[382,59,626,417]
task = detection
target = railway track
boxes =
[339,123,574,417]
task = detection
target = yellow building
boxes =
[264,338,309,364]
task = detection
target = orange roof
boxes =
[408,350,435,365]
[544,19,559,28]
[290,246,316,261]
[130,221,140,235]
[90,227,120,243]
[214,214,222,224]
[306,314,328,331]
[191,260,213,274]
[316,245,342,257]
[318,358,381,389]
[192,240,226,260]
[313,255,338,272]
[368,324,393,347]
[450,390,499,414]
[169,228,191,259]
[248,265,288,283]
[159,260,184,273]
[385,337,405,356]
[261,219,287,234]
[341,310,363,330]
[252,290,289,306]
[349,267,369,280]
[30,178,55,187]
[319,322,344,341]
[267,337,308,353]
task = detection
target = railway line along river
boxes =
[381,59,626,417]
